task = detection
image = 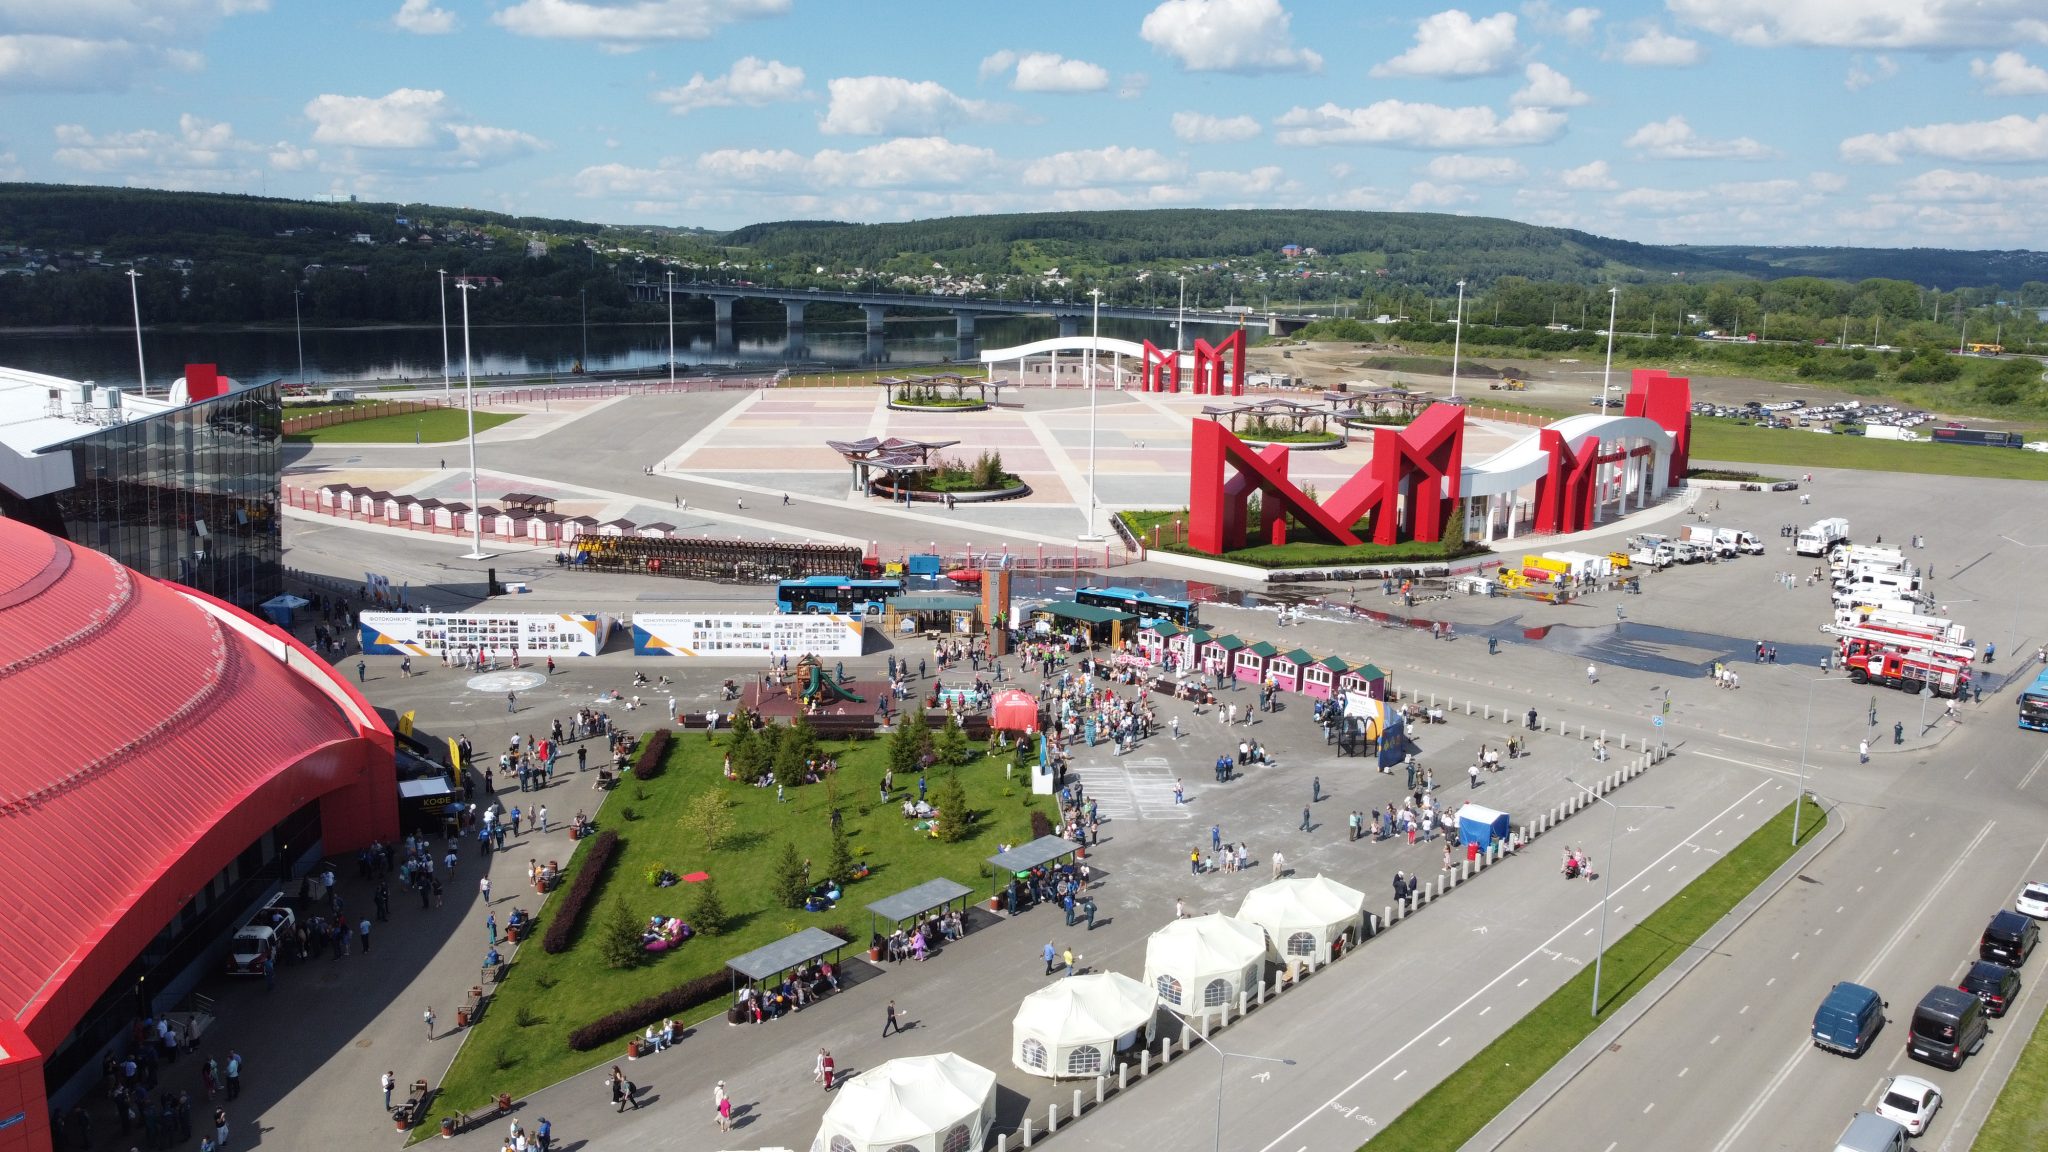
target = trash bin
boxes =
[455,1005,472,1028]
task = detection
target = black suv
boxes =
[1961,960,2022,1017]
[1981,910,2040,968]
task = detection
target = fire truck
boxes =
[1838,638,1970,697]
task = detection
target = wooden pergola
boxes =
[883,373,1002,406]
[1198,397,1336,437]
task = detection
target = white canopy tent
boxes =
[1142,913,1267,1019]
[1238,875,1367,966]
[810,1052,997,1152]
[1011,972,1158,1079]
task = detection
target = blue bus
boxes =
[775,577,903,615]
[2019,670,2048,731]
[1076,585,1199,627]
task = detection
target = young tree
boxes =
[772,715,819,785]
[772,841,810,909]
[598,896,642,969]
[826,821,856,887]
[932,715,974,767]
[889,704,932,775]
[930,772,976,843]
[682,790,737,851]
[689,876,730,936]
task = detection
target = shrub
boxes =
[772,841,810,909]
[632,729,672,781]
[690,876,730,936]
[682,790,737,851]
[564,971,727,1051]
[888,705,932,774]
[931,773,975,843]
[1029,809,1054,839]
[541,830,618,954]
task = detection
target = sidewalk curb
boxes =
[1459,799,1846,1152]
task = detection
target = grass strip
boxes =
[285,408,522,444]
[1972,983,2048,1150]
[1690,421,2048,481]
[1366,794,1826,1152]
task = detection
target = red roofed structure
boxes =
[0,516,392,1151]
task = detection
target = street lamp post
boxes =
[665,270,676,385]
[1176,273,1186,354]
[1449,279,1467,399]
[580,287,589,368]
[1079,287,1105,541]
[1797,675,1851,846]
[126,268,147,395]
[293,288,305,385]
[457,280,491,561]
[438,269,451,403]
[1185,1028,1294,1152]
[1563,777,1672,1018]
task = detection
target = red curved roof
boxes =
[0,516,384,1049]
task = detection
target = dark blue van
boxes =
[1813,981,1886,1055]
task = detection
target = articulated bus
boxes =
[2019,670,2048,732]
[1076,585,1200,627]
[775,577,903,615]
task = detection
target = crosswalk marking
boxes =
[1070,756,1192,821]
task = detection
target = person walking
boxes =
[1312,775,1322,803]
[1062,946,1077,978]
[423,1007,436,1040]
[1300,806,1311,833]
[382,1071,395,1112]
[882,1000,902,1038]
[536,1117,552,1152]
[225,1052,241,1100]
[487,912,498,945]
[1469,763,1482,789]
[1210,824,1221,852]
[714,1081,730,1129]
[1043,940,1057,975]
[356,660,366,683]
[1586,663,1598,684]
[480,876,491,904]
[358,917,372,952]
[507,691,517,713]
[1858,739,1870,764]
[821,1051,836,1092]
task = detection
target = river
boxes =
[0,315,1216,388]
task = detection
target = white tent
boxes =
[811,1052,997,1152]
[1238,875,1367,966]
[1143,913,1267,1019]
[1011,972,1158,1080]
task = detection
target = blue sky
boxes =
[4,0,2047,247]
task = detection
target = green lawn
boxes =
[286,408,522,444]
[1119,509,1485,570]
[423,725,1053,1130]
[1974,987,2048,1150]
[1367,795,1826,1152]
[1690,420,2048,480]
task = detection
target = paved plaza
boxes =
[183,381,2048,1152]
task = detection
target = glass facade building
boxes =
[32,384,282,608]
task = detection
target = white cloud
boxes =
[1117,72,1150,99]
[302,89,544,167]
[584,137,997,195]
[1972,52,2048,96]
[1424,153,1527,182]
[1844,54,1896,90]
[1011,52,1110,92]
[1373,9,1521,78]
[820,76,992,136]
[1140,0,1323,73]
[1401,180,1476,208]
[653,57,804,115]
[1023,146,1180,186]
[0,0,259,91]
[1522,2,1600,42]
[1666,0,2048,50]
[1895,168,2048,202]
[1171,111,1262,142]
[1624,115,1772,159]
[978,50,1017,81]
[1560,158,1617,188]
[393,0,456,34]
[1842,114,2048,164]
[1275,100,1566,149]
[1619,27,1702,66]
[51,113,300,190]
[1512,62,1588,106]
[492,0,789,49]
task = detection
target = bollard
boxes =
[1141,1049,1151,1076]
[1485,705,1492,720]
[1048,1104,1059,1134]
[1220,998,1231,1025]
[1431,692,1438,708]
[1466,699,1474,715]
[1579,723,1587,740]
[999,1135,1009,1152]
[1384,905,1393,928]
[1075,1088,1084,1120]
[1436,876,1445,898]
[1097,1076,1106,1106]
[1395,899,1404,922]
[1119,1065,1127,1093]
[1256,977,1266,1005]
[1022,1117,1034,1148]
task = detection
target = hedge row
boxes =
[632,729,672,781]
[564,923,852,1051]
[541,829,618,955]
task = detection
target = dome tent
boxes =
[1142,913,1267,1020]
[1011,972,1159,1079]
[1238,874,1367,966]
[811,1052,997,1152]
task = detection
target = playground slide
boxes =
[805,664,866,704]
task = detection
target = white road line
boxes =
[1691,748,1807,781]
[1255,777,1779,1152]
[1392,1069,1407,1082]
[1791,952,1800,960]
[1710,1035,1720,1045]
[1766,978,1776,987]
[1480,1005,1493,1016]
[1438,1036,1452,1047]
[2018,746,2048,791]
[1708,819,1998,1152]
[1679,1067,1689,1078]
[1517,978,1529,987]
[1644,1102,1656,1114]
[1740,1004,1749,1015]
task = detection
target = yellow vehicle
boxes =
[1967,343,2004,355]
[1498,569,1529,590]
[1608,551,1632,570]
[1490,375,1528,391]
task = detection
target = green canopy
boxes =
[1282,648,1315,666]
[1246,640,1280,658]
[1353,663,1386,681]
[1209,634,1246,651]
[1145,621,1184,639]
[1035,601,1137,625]
[1316,655,1352,673]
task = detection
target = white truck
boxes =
[1679,523,1729,556]
[1796,517,1851,556]
[1717,528,1765,555]
[1863,424,1914,441]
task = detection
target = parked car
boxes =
[2017,881,2048,919]
[1874,1075,1942,1137]
[1960,960,2021,1016]
[1981,909,2040,967]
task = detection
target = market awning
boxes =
[987,834,1081,882]
[867,878,973,926]
[1209,634,1246,651]
[1317,655,1352,673]
[1355,663,1386,680]
[1034,602,1136,625]
[726,927,849,985]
